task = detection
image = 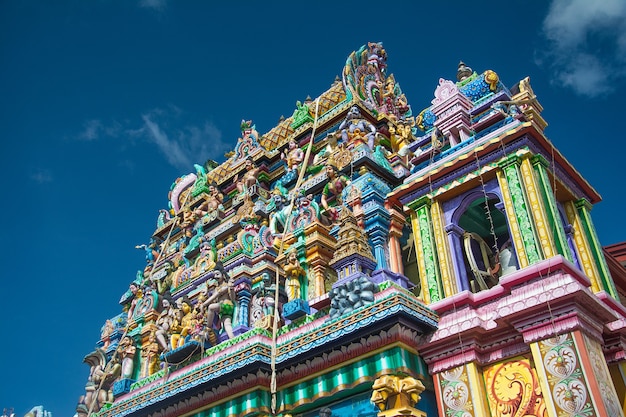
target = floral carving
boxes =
[539,334,594,416]
[484,358,547,417]
[440,366,473,417]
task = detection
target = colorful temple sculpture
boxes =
[76,43,626,417]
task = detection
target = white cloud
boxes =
[78,119,122,141]
[78,108,228,172]
[541,0,626,97]
[137,110,228,171]
[139,0,167,12]
[31,168,52,183]
[78,119,103,141]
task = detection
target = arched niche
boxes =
[444,180,518,293]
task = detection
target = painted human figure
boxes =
[118,336,136,379]
[321,164,350,221]
[178,297,197,347]
[281,139,304,172]
[201,263,236,339]
[81,354,120,414]
[169,298,186,350]
[127,283,142,321]
[195,240,216,274]
[339,105,377,150]
[100,319,114,350]
[283,251,305,302]
[388,120,414,162]
[135,238,160,264]
[196,182,224,218]
[180,205,197,239]
[314,131,340,165]
[234,158,261,195]
[155,295,176,352]
[141,332,160,377]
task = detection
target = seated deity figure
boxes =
[339,105,377,150]
[178,296,198,347]
[169,298,189,350]
[281,139,305,172]
[201,262,236,340]
[234,157,261,195]
[195,182,224,218]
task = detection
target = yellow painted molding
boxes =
[520,157,555,258]
[431,201,456,297]
[564,201,601,292]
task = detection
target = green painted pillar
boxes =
[497,155,542,266]
[409,197,444,303]
[530,155,573,262]
[575,198,618,298]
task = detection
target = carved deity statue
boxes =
[283,251,305,302]
[321,164,350,222]
[234,158,261,195]
[201,263,236,339]
[281,140,305,172]
[118,336,136,380]
[195,182,224,218]
[339,106,377,150]
[141,332,161,378]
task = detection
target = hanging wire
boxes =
[270,98,321,415]
[493,93,560,337]
[473,150,500,256]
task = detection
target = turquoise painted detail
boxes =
[193,390,271,417]
[280,346,428,414]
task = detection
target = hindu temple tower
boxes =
[76,43,626,417]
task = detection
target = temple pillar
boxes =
[575,198,618,298]
[496,155,542,268]
[303,221,336,298]
[233,277,251,335]
[386,204,405,275]
[564,200,602,293]
[444,223,470,292]
[408,197,443,303]
[530,154,573,262]
[529,331,624,417]
[433,363,489,417]
[519,156,556,259]
[609,362,626,414]
[359,177,392,270]
[430,200,456,297]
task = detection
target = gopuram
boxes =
[76,43,626,417]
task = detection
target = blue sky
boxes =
[1,1,625,415]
